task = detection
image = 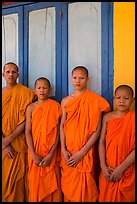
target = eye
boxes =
[12,71,17,74]
[115,96,120,99]
[124,97,129,100]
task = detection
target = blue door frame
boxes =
[2,2,114,107]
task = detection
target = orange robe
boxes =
[2,84,35,202]
[98,111,135,202]
[28,99,62,202]
[60,90,111,202]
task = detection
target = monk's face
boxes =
[3,63,19,85]
[114,88,133,112]
[72,69,89,91]
[35,79,50,100]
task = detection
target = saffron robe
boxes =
[2,84,35,202]
[28,99,62,202]
[98,111,135,202]
[60,90,111,202]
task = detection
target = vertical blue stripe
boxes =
[101,2,114,108]
[56,3,62,102]
[61,3,68,99]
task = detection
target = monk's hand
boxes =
[67,151,83,167]
[62,149,72,164]
[32,154,43,166]
[2,145,16,159]
[102,165,113,181]
[2,136,11,149]
[109,165,124,182]
[39,154,52,167]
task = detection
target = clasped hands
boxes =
[102,165,123,182]
[32,154,52,167]
[62,150,83,167]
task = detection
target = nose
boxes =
[76,78,80,82]
[120,98,124,103]
[40,87,44,91]
[9,71,13,75]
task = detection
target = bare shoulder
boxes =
[61,95,74,107]
[2,87,6,94]
[26,102,36,114]
[103,111,115,123]
[2,87,9,94]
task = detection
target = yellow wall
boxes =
[114,2,135,110]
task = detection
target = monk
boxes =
[60,66,111,202]
[98,85,135,202]
[25,77,62,202]
[2,62,36,202]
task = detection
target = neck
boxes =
[75,88,86,96]
[37,98,48,104]
[116,109,130,116]
[6,83,17,89]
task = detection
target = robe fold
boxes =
[98,111,135,202]
[60,90,110,202]
[28,99,62,202]
[2,84,35,202]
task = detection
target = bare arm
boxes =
[67,114,102,167]
[98,114,113,180]
[60,98,72,162]
[25,104,42,165]
[2,121,25,149]
[98,114,108,169]
[119,149,135,171]
[110,149,135,182]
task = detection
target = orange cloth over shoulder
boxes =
[61,90,110,202]
[98,111,135,202]
[28,99,62,202]
[2,84,35,202]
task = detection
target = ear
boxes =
[131,97,135,103]
[87,76,90,82]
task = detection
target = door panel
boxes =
[2,2,113,105]
[28,7,56,96]
[24,2,62,101]
[68,2,101,95]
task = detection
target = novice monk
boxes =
[98,85,135,202]
[2,62,36,202]
[25,77,62,202]
[60,66,111,202]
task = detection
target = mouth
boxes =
[8,78,14,80]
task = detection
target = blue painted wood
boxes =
[2,2,35,9]
[101,2,114,108]
[108,3,114,108]
[61,3,68,99]
[2,2,114,105]
[2,6,24,85]
[23,6,29,87]
[55,3,62,102]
